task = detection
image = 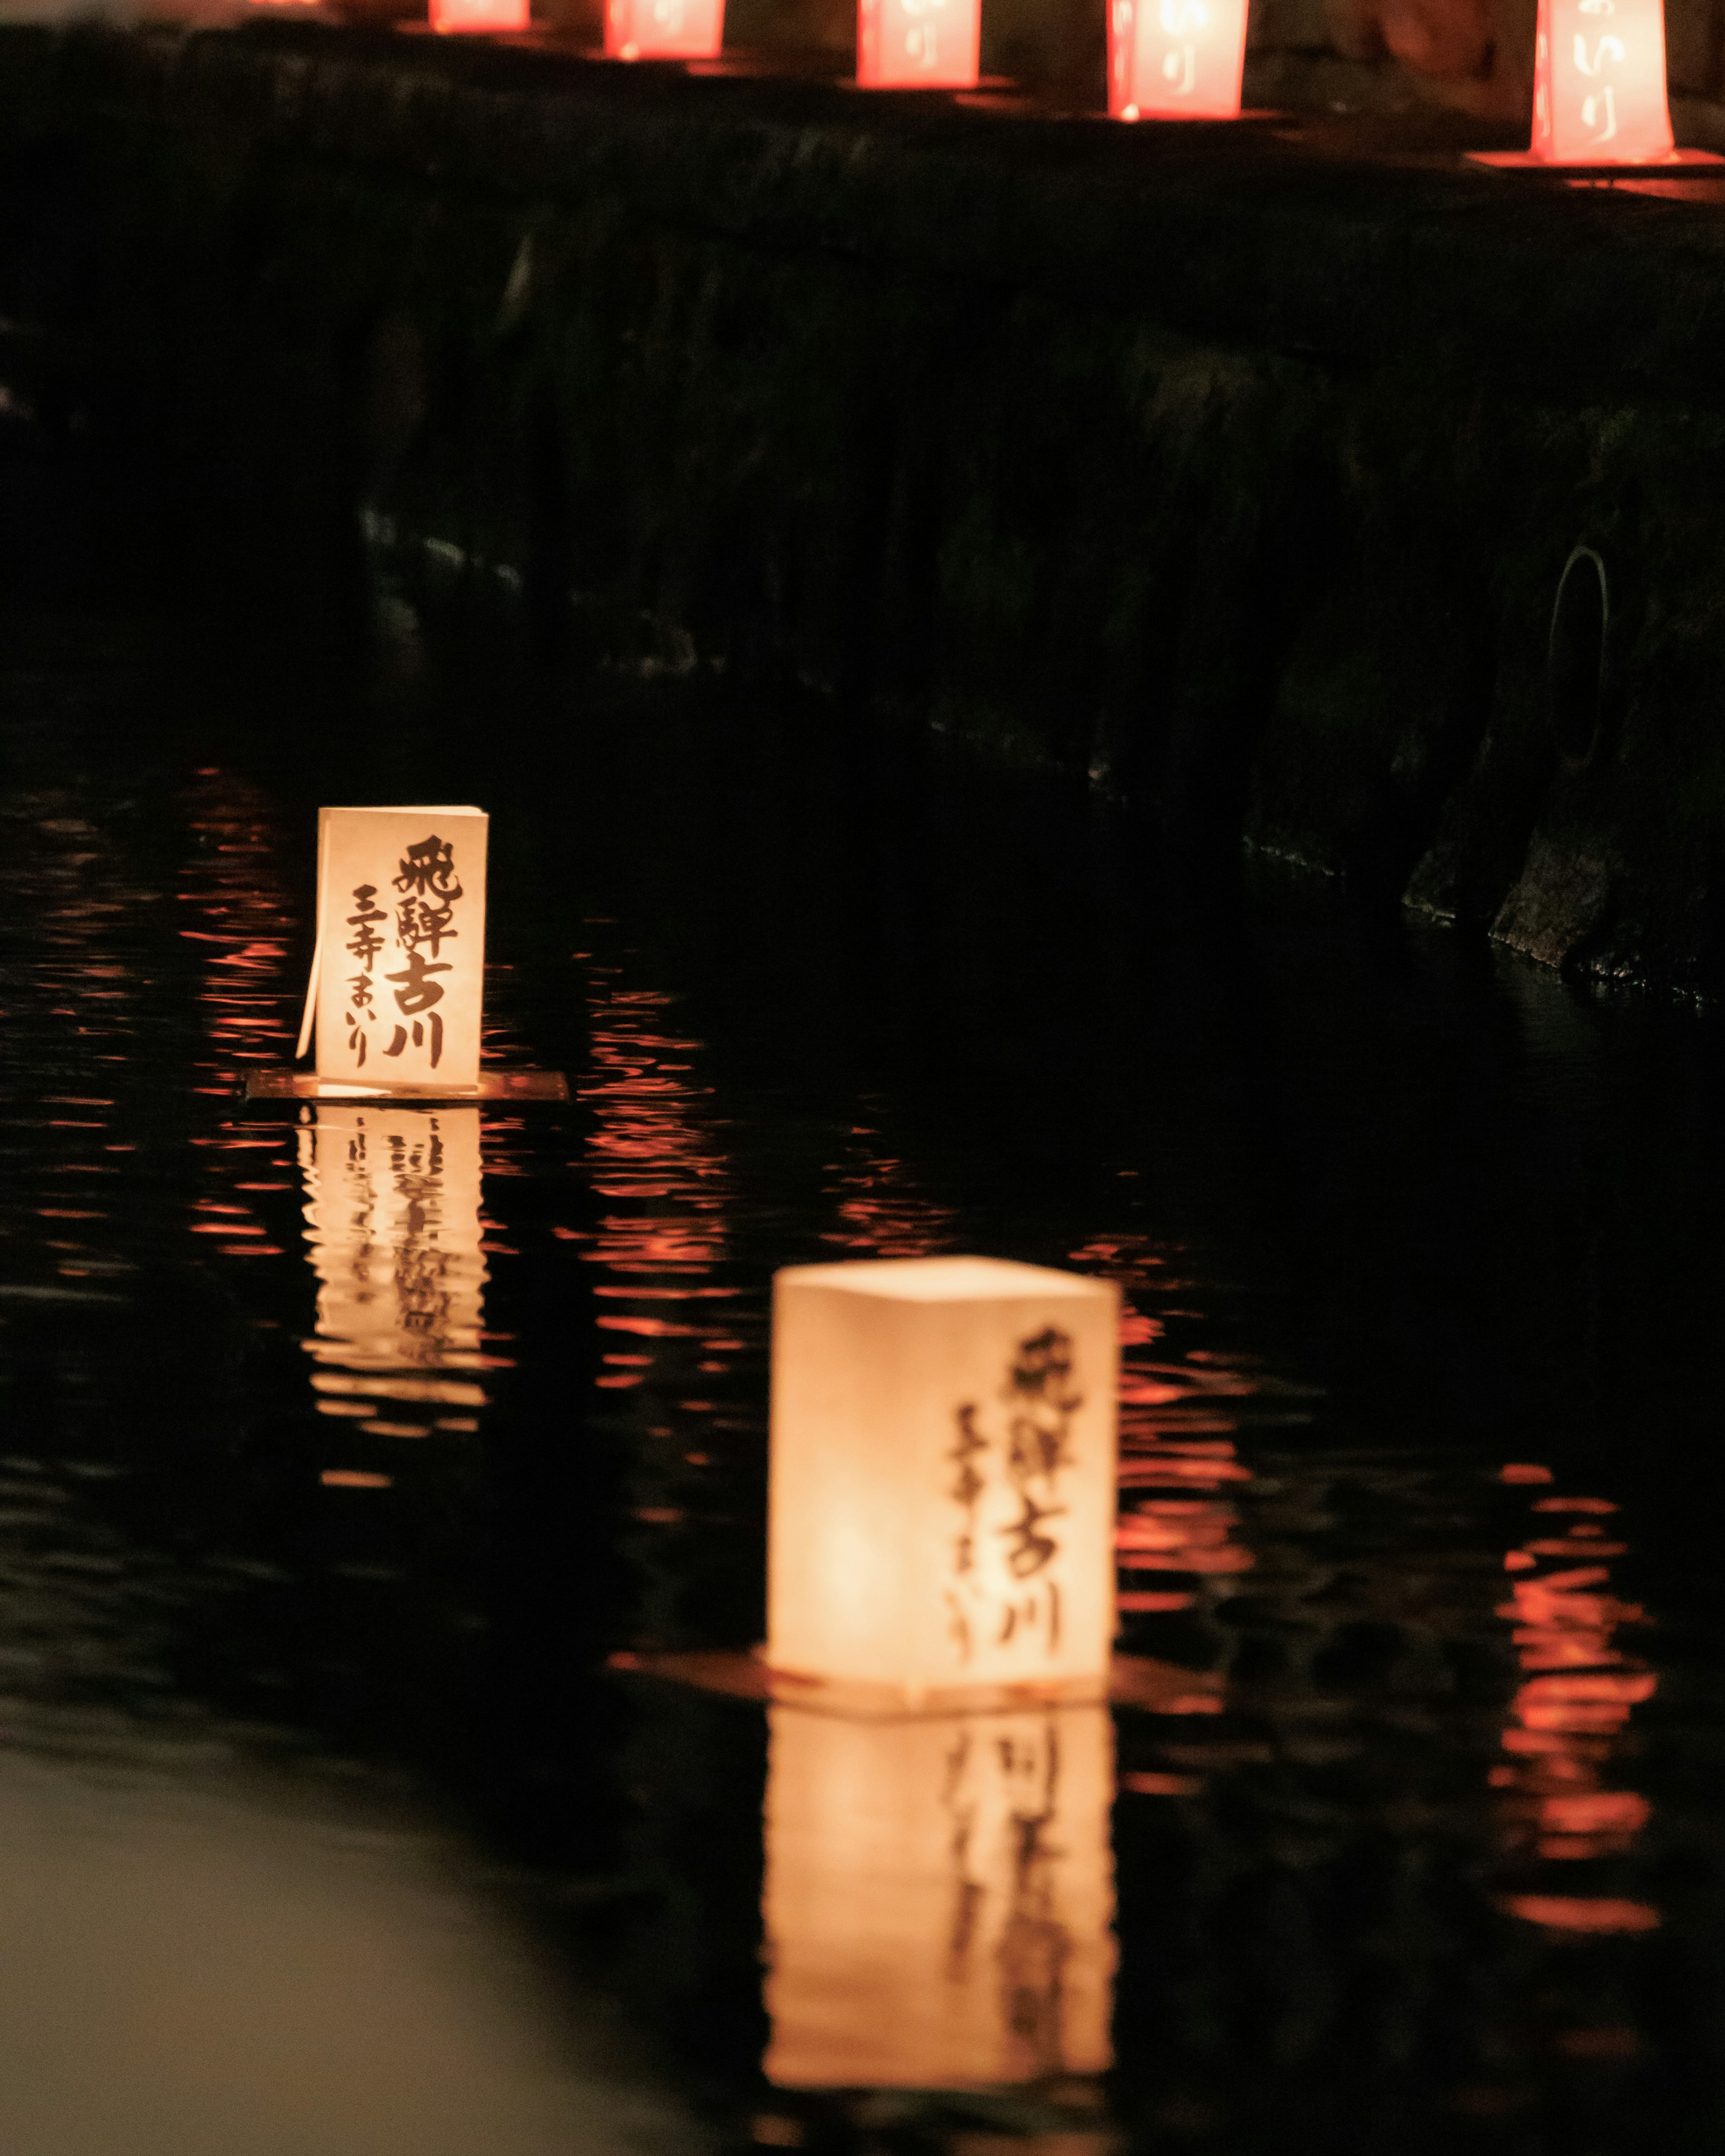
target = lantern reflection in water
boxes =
[1107,0,1248,119]
[856,0,980,89]
[298,1105,491,1439]
[763,1702,1115,2088]
[1494,1465,1659,1936]
[768,1258,1119,1710]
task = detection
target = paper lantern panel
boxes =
[301,807,488,1092]
[1108,0,1249,117]
[430,0,531,29]
[1530,0,1673,162]
[605,0,725,57]
[856,0,980,88]
[767,1256,1120,1708]
[764,1702,1115,2088]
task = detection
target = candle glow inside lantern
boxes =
[1467,0,1724,165]
[856,0,980,89]
[766,1257,1119,1711]
[763,1701,1115,2088]
[605,0,724,58]
[297,808,488,1094]
[299,1104,488,1387]
[1529,0,1672,161]
[1107,0,1249,119]
[429,0,531,30]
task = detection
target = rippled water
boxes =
[5,604,1725,2154]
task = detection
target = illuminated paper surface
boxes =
[299,1105,488,1386]
[856,0,979,88]
[430,0,530,29]
[1528,0,1673,160]
[300,808,487,1091]
[767,1256,1119,1707]
[605,0,724,57]
[764,1702,1115,2088]
[1108,0,1248,116]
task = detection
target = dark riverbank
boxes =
[9,22,1725,996]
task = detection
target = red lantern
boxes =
[606,0,725,59]
[856,0,980,89]
[1534,0,1672,160]
[429,0,529,29]
[1107,0,1249,118]
[1470,0,1723,166]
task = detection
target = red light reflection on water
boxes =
[180,771,296,1082]
[1493,1465,1659,1933]
[557,969,759,1613]
[1069,1234,1256,1615]
[818,1123,956,1261]
[561,981,738,1403]
[178,771,300,1259]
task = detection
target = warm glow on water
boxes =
[0,655,1711,2149]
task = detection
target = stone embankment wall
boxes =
[4,24,1725,993]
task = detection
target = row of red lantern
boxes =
[422,0,1689,161]
[425,0,1250,115]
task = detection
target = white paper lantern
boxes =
[767,1256,1120,1711]
[296,808,488,1092]
[763,1701,1115,2088]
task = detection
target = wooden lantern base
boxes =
[607,1646,1224,1719]
[1467,146,1725,174]
[241,1069,569,1105]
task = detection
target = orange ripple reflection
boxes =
[1069,1233,1257,1615]
[177,771,304,1276]
[562,976,754,1489]
[818,1123,956,1261]
[1494,1464,1658,1924]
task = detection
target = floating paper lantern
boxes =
[1107,0,1248,118]
[429,0,530,29]
[296,808,488,1093]
[856,0,980,89]
[298,1104,488,1391]
[764,1701,1115,2088]
[605,0,724,57]
[766,1256,1119,1711]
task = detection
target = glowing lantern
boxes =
[298,1105,488,1398]
[296,808,488,1094]
[429,0,531,30]
[1468,0,1725,165]
[856,0,979,89]
[1530,0,1672,161]
[764,1701,1115,2088]
[1107,0,1248,118]
[605,0,724,58]
[766,1256,1119,1711]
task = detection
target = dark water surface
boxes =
[5,600,1725,2156]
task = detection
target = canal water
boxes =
[6,570,1725,2156]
